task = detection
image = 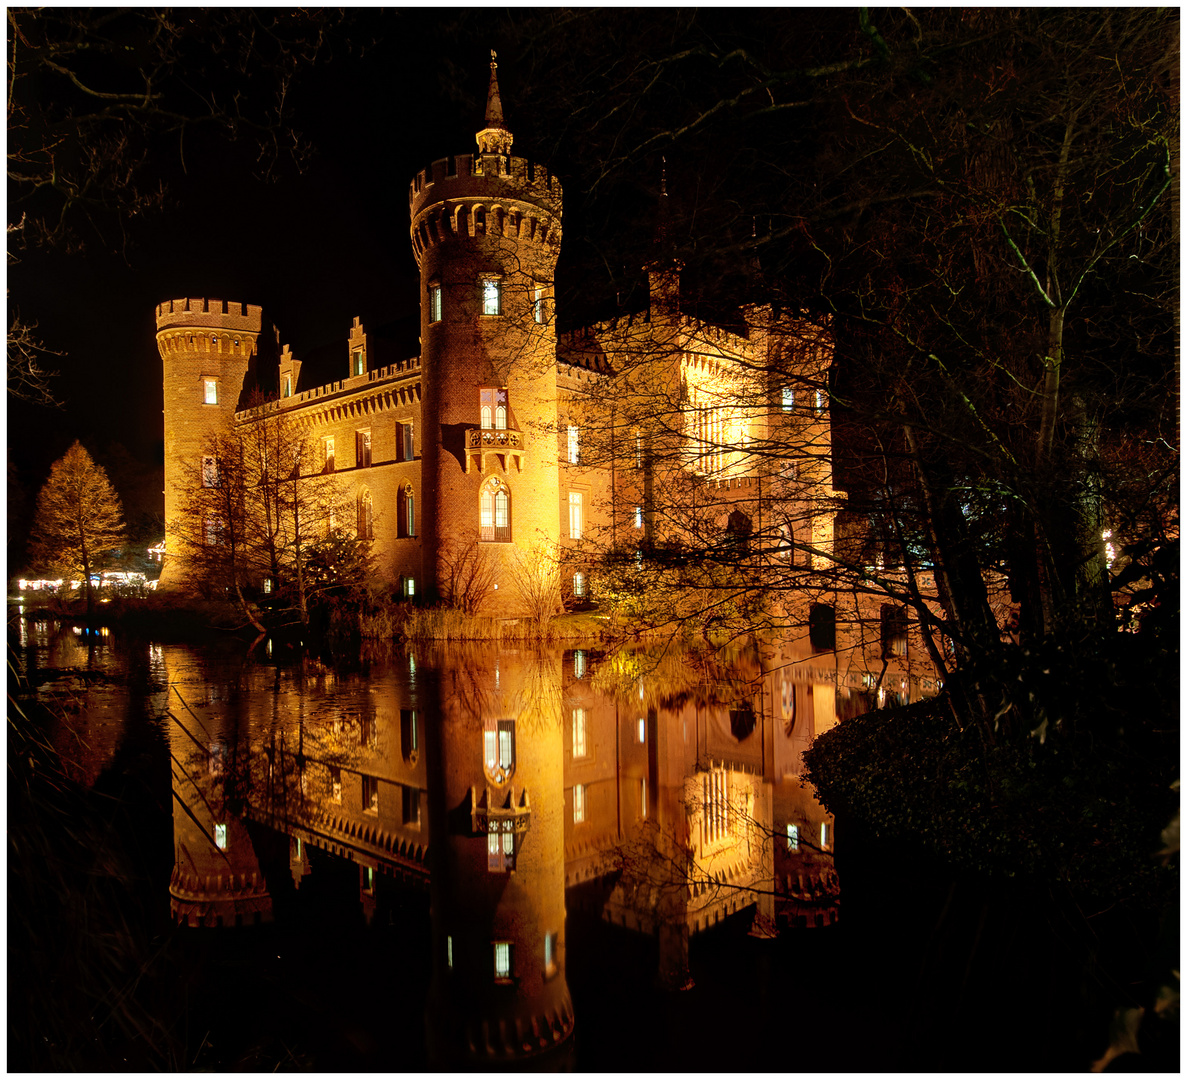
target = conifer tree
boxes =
[29,440,126,616]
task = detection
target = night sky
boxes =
[8,12,570,553]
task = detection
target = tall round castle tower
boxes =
[156,298,264,588]
[409,55,562,610]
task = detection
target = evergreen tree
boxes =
[29,440,126,616]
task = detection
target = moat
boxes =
[14,614,874,1071]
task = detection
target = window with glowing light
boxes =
[786,823,799,851]
[214,823,228,850]
[352,348,365,376]
[781,386,794,412]
[634,505,643,529]
[484,719,515,784]
[482,279,502,316]
[544,932,558,977]
[636,716,646,743]
[572,783,586,823]
[821,821,833,850]
[203,378,218,405]
[573,571,587,598]
[494,941,512,981]
[283,374,292,397]
[573,649,586,679]
[447,935,453,969]
[429,283,442,323]
[568,492,583,540]
[572,708,587,758]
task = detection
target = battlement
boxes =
[410,153,562,211]
[156,297,263,332]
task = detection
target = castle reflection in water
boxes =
[162,638,845,1066]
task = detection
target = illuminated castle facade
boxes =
[155,59,839,617]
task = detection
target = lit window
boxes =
[356,429,372,468]
[399,421,414,462]
[330,766,342,803]
[429,283,442,323]
[362,775,379,813]
[481,403,493,429]
[262,578,273,594]
[821,821,833,850]
[641,778,647,819]
[201,455,219,488]
[573,650,586,679]
[634,434,643,468]
[283,374,292,397]
[568,491,583,540]
[482,279,502,316]
[636,716,646,743]
[214,823,228,850]
[494,941,512,980]
[352,348,365,376]
[403,576,416,599]
[362,866,375,894]
[781,386,794,412]
[481,481,511,541]
[534,287,545,324]
[815,389,826,414]
[447,935,453,969]
[495,404,507,430]
[203,379,218,405]
[572,783,585,823]
[572,708,587,757]
[634,505,643,529]
[544,931,558,976]
[567,425,580,465]
[786,824,799,851]
[324,437,335,472]
[573,571,586,598]
[484,719,516,784]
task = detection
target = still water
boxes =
[15,616,863,1071]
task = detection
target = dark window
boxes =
[881,604,908,659]
[809,603,836,652]
[362,775,379,813]
[400,708,418,761]
[398,421,414,462]
[356,430,372,468]
[402,784,420,827]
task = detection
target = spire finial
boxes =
[477,48,513,155]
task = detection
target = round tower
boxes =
[156,298,264,588]
[423,646,574,1066]
[409,54,563,610]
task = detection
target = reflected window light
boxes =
[214,823,228,851]
[634,505,643,529]
[447,935,453,969]
[494,941,512,980]
[636,716,646,743]
[640,778,648,819]
[821,821,833,850]
[786,824,799,851]
[544,931,558,977]
[330,766,342,803]
[409,654,416,675]
[362,866,375,894]
[572,783,586,823]
[574,650,586,679]
[572,708,587,757]
[495,663,500,689]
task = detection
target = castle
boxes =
[156,55,839,625]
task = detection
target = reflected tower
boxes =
[424,646,575,1065]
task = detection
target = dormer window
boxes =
[282,374,292,397]
[352,348,365,376]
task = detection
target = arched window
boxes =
[357,491,373,539]
[481,404,493,429]
[495,404,507,430]
[484,719,515,785]
[398,482,415,538]
[480,479,511,542]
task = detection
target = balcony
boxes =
[465,426,525,474]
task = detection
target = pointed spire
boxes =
[476,49,514,156]
[651,155,674,261]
